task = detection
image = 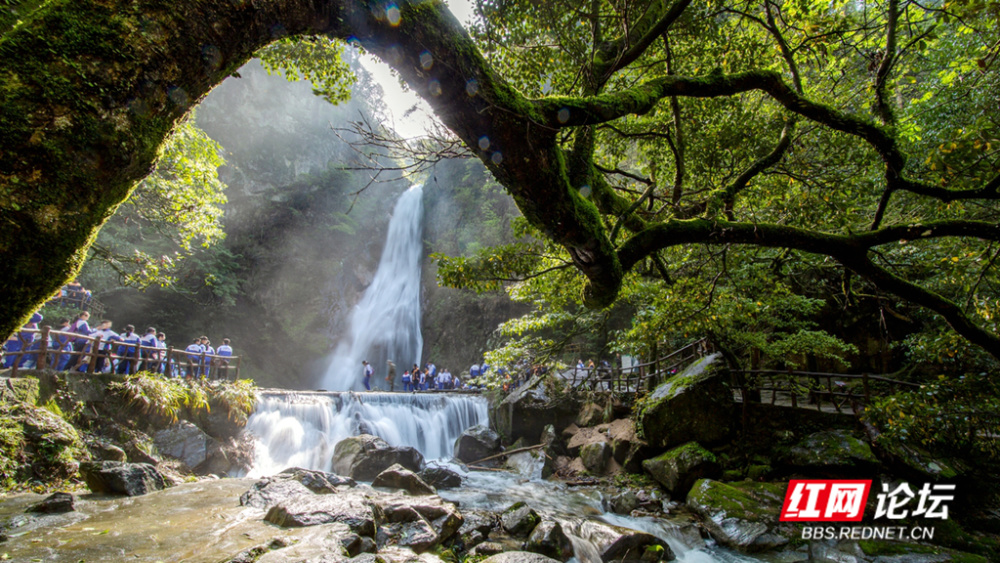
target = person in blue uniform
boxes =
[215,338,233,379]
[91,320,119,373]
[53,318,74,370]
[401,370,412,392]
[116,325,141,374]
[362,360,373,391]
[201,338,215,378]
[184,338,203,378]
[138,328,157,372]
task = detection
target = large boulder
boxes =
[17,403,86,479]
[637,355,733,449]
[575,402,604,427]
[453,425,501,465]
[493,374,580,444]
[264,490,377,536]
[779,430,879,476]
[524,520,574,561]
[419,466,462,489]
[332,434,424,480]
[240,477,315,510]
[278,467,356,492]
[79,461,167,496]
[579,441,611,474]
[153,420,214,470]
[500,501,540,537]
[373,494,464,553]
[686,479,795,552]
[568,519,674,562]
[372,463,436,495]
[642,442,721,498]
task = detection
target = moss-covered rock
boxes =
[493,374,579,444]
[642,442,720,499]
[636,355,733,449]
[686,479,796,552]
[576,402,604,427]
[0,376,39,405]
[779,430,878,476]
[580,441,611,474]
[501,501,541,537]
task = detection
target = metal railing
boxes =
[2,327,241,380]
[731,368,921,415]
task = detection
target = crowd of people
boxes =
[1,310,235,379]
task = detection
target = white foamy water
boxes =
[323,184,425,391]
[244,391,489,477]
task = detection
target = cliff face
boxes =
[97,59,522,388]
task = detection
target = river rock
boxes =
[453,425,501,465]
[419,466,462,489]
[372,463,436,495]
[637,355,733,449]
[500,501,540,537]
[572,519,675,562]
[240,477,314,509]
[18,403,85,479]
[576,402,604,427]
[686,479,794,552]
[470,542,506,557]
[342,533,378,556]
[153,420,213,470]
[279,466,356,492]
[88,440,127,462]
[264,491,377,536]
[493,374,580,444]
[80,461,167,496]
[780,430,878,476]
[27,492,75,513]
[579,441,611,474]
[642,442,721,498]
[373,494,464,552]
[332,434,425,480]
[524,519,574,561]
[199,434,255,476]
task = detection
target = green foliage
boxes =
[212,379,258,424]
[0,406,24,489]
[82,116,228,290]
[256,36,355,105]
[865,375,1000,463]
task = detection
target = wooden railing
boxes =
[564,338,712,394]
[730,368,921,415]
[2,327,241,380]
[46,293,106,317]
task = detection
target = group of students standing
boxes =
[360,359,463,392]
[1,309,234,378]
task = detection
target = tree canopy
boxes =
[0,0,998,365]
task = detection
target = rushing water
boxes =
[322,184,425,391]
[244,390,489,476]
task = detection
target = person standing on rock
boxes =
[362,360,373,391]
[385,359,397,392]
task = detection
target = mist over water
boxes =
[322,184,425,391]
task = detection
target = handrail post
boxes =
[862,373,870,403]
[88,338,101,374]
[235,355,242,380]
[165,348,174,378]
[39,326,50,370]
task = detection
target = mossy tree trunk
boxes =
[1,0,998,362]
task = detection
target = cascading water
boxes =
[245,390,489,477]
[322,184,425,391]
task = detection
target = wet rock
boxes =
[373,494,464,553]
[576,402,604,427]
[481,551,561,563]
[524,519,574,561]
[198,434,255,476]
[642,442,721,499]
[580,441,611,474]
[501,501,540,537]
[780,430,878,476]
[493,375,580,445]
[17,404,85,479]
[240,477,314,509]
[279,466,356,493]
[153,420,213,470]
[342,533,378,556]
[253,522,359,563]
[609,490,641,515]
[26,492,74,514]
[637,355,733,449]
[332,434,425,480]
[458,508,498,537]
[686,479,794,552]
[540,424,560,478]
[419,466,462,489]
[453,425,501,465]
[372,463,436,495]
[80,461,167,496]
[572,519,675,562]
[264,491,376,536]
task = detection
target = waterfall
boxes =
[244,391,489,477]
[323,184,425,391]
